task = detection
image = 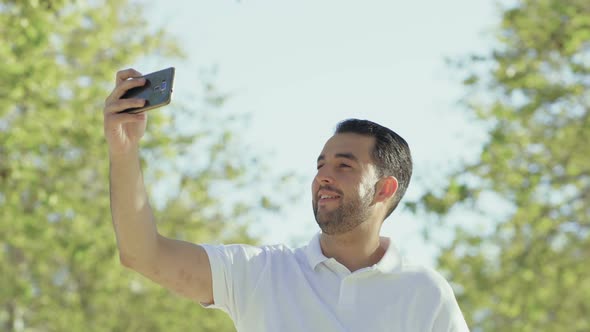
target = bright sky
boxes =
[144,0,500,267]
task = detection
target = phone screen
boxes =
[119,67,175,114]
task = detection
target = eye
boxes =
[316,164,324,170]
[339,163,351,168]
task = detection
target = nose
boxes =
[315,167,334,185]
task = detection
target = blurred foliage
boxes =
[0,1,293,331]
[408,0,590,331]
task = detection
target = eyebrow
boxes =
[317,153,359,164]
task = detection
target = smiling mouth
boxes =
[318,194,341,204]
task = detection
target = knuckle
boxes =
[116,68,136,80]
[104,114,115,126]
[122,79,135,88]
[107,100,125,113]
[105,93,115,103]
[124,99,139,108]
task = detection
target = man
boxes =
[105,68,470,331]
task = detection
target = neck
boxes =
[319,223,386,272]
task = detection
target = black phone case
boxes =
[119,67,175,114]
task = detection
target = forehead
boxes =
[319,133,375,162]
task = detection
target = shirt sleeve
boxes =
[431,280,470,332]
[199,243,268,322]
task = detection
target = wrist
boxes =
[109,148,140,163]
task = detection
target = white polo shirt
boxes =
[202,233,469,332]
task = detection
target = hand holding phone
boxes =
[104,67,175,157]
[117,67,175,114]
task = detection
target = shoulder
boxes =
[395,261,457,300]
[402,262,452,285]
[397,263,469,331]
[202,242,296,264]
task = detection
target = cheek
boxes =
[357,183,371,199]
[357,174,376,199]
[358,182,367,195]
[311,180,319,197]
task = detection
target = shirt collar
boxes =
[304,232,403,274]
[305,232,329,270]
[374,237,402,274]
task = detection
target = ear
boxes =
[374,176,398,203]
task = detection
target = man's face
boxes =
[312,133,379,235]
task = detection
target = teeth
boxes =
[321,195,337,199]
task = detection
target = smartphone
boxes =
[118,67,175,114]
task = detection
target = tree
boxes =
[408,0,590,331]
[0,1,285,331]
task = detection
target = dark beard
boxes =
[313,187,374,235]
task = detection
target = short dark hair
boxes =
[335,119,413,218]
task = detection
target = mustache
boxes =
[317,185,343,196]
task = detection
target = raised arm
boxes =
[104,68,213,304]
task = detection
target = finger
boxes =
[104,98,146,114]
[105,112,147,128]
[116,68,143,85]
[106,77,146,102]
